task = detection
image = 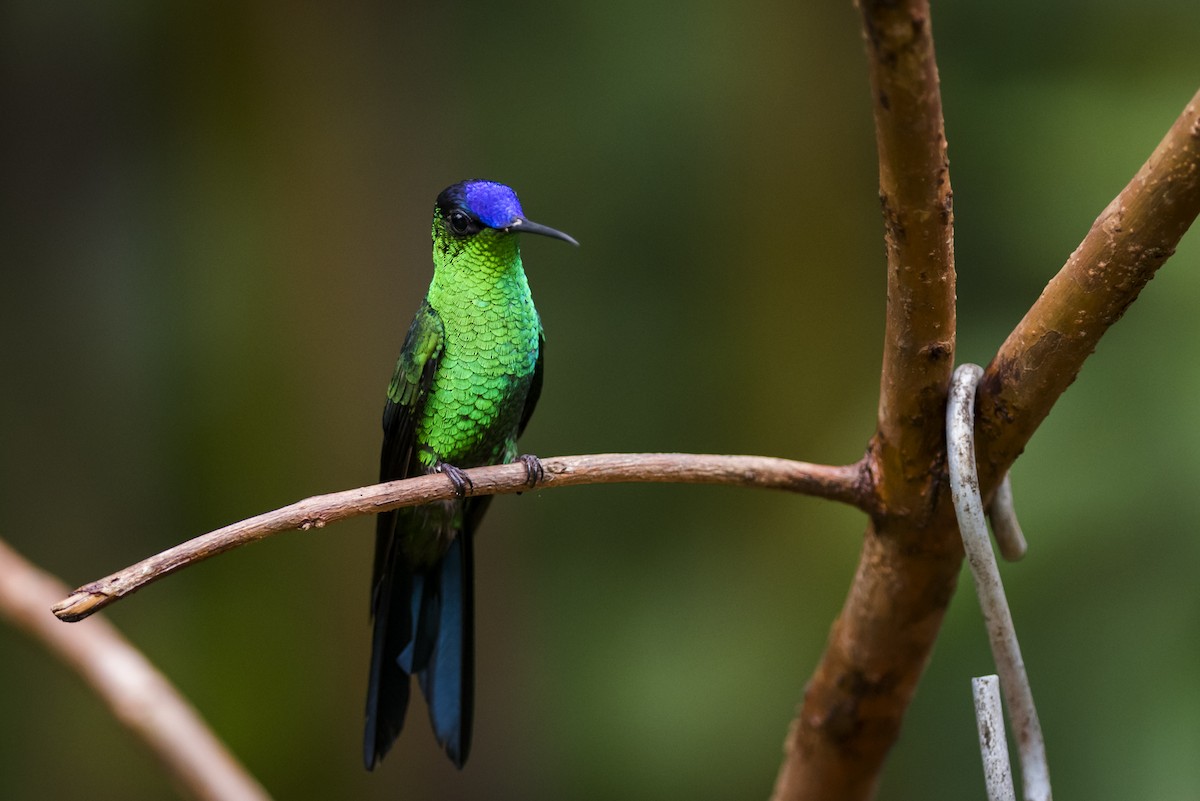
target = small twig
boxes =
[0,537,271,801]
[987,474,1027,561]
[948,364,1051,801]
[973,675,1017,801]
[52,452,871,623]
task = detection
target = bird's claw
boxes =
[517,454,544,489]
[437,463,473,498]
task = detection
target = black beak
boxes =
[506,217,579,246]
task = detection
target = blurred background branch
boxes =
[0,538,270,801]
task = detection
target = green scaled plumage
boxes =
[415,226,541,477]
[365,180,576,771]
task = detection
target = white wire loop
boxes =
[948,363,1052,801]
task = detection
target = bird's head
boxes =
[431,180,577,268]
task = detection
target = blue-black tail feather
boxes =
[419,529,474,767]
[364,533,413,770]
[365,507,477,769]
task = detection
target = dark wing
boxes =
[372,301,444,593]
[517,327,545,439]
[365,301,444,769]
[379,300,445,485]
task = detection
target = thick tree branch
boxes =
[861,0,957,516]
[976,88,1200,486]
[772,2,957,799]
[53,452,871,623]
[773,509,964,801]
[0,538,270,801]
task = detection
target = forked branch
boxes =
[772,3,1200,799]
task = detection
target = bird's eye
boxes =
[447,210,474,235]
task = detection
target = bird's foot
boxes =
[516,454,544,490]
[437,463,473,498]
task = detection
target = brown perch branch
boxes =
[53,452,872,623]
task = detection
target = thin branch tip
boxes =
[52,591,105,622]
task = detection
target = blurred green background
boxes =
[3,1,1199,798]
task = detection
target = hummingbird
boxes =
[364,179,577,769]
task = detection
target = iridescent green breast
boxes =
[416,258,540,469]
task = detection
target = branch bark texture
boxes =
[977,87,1200,485]
[863,0,956,516]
